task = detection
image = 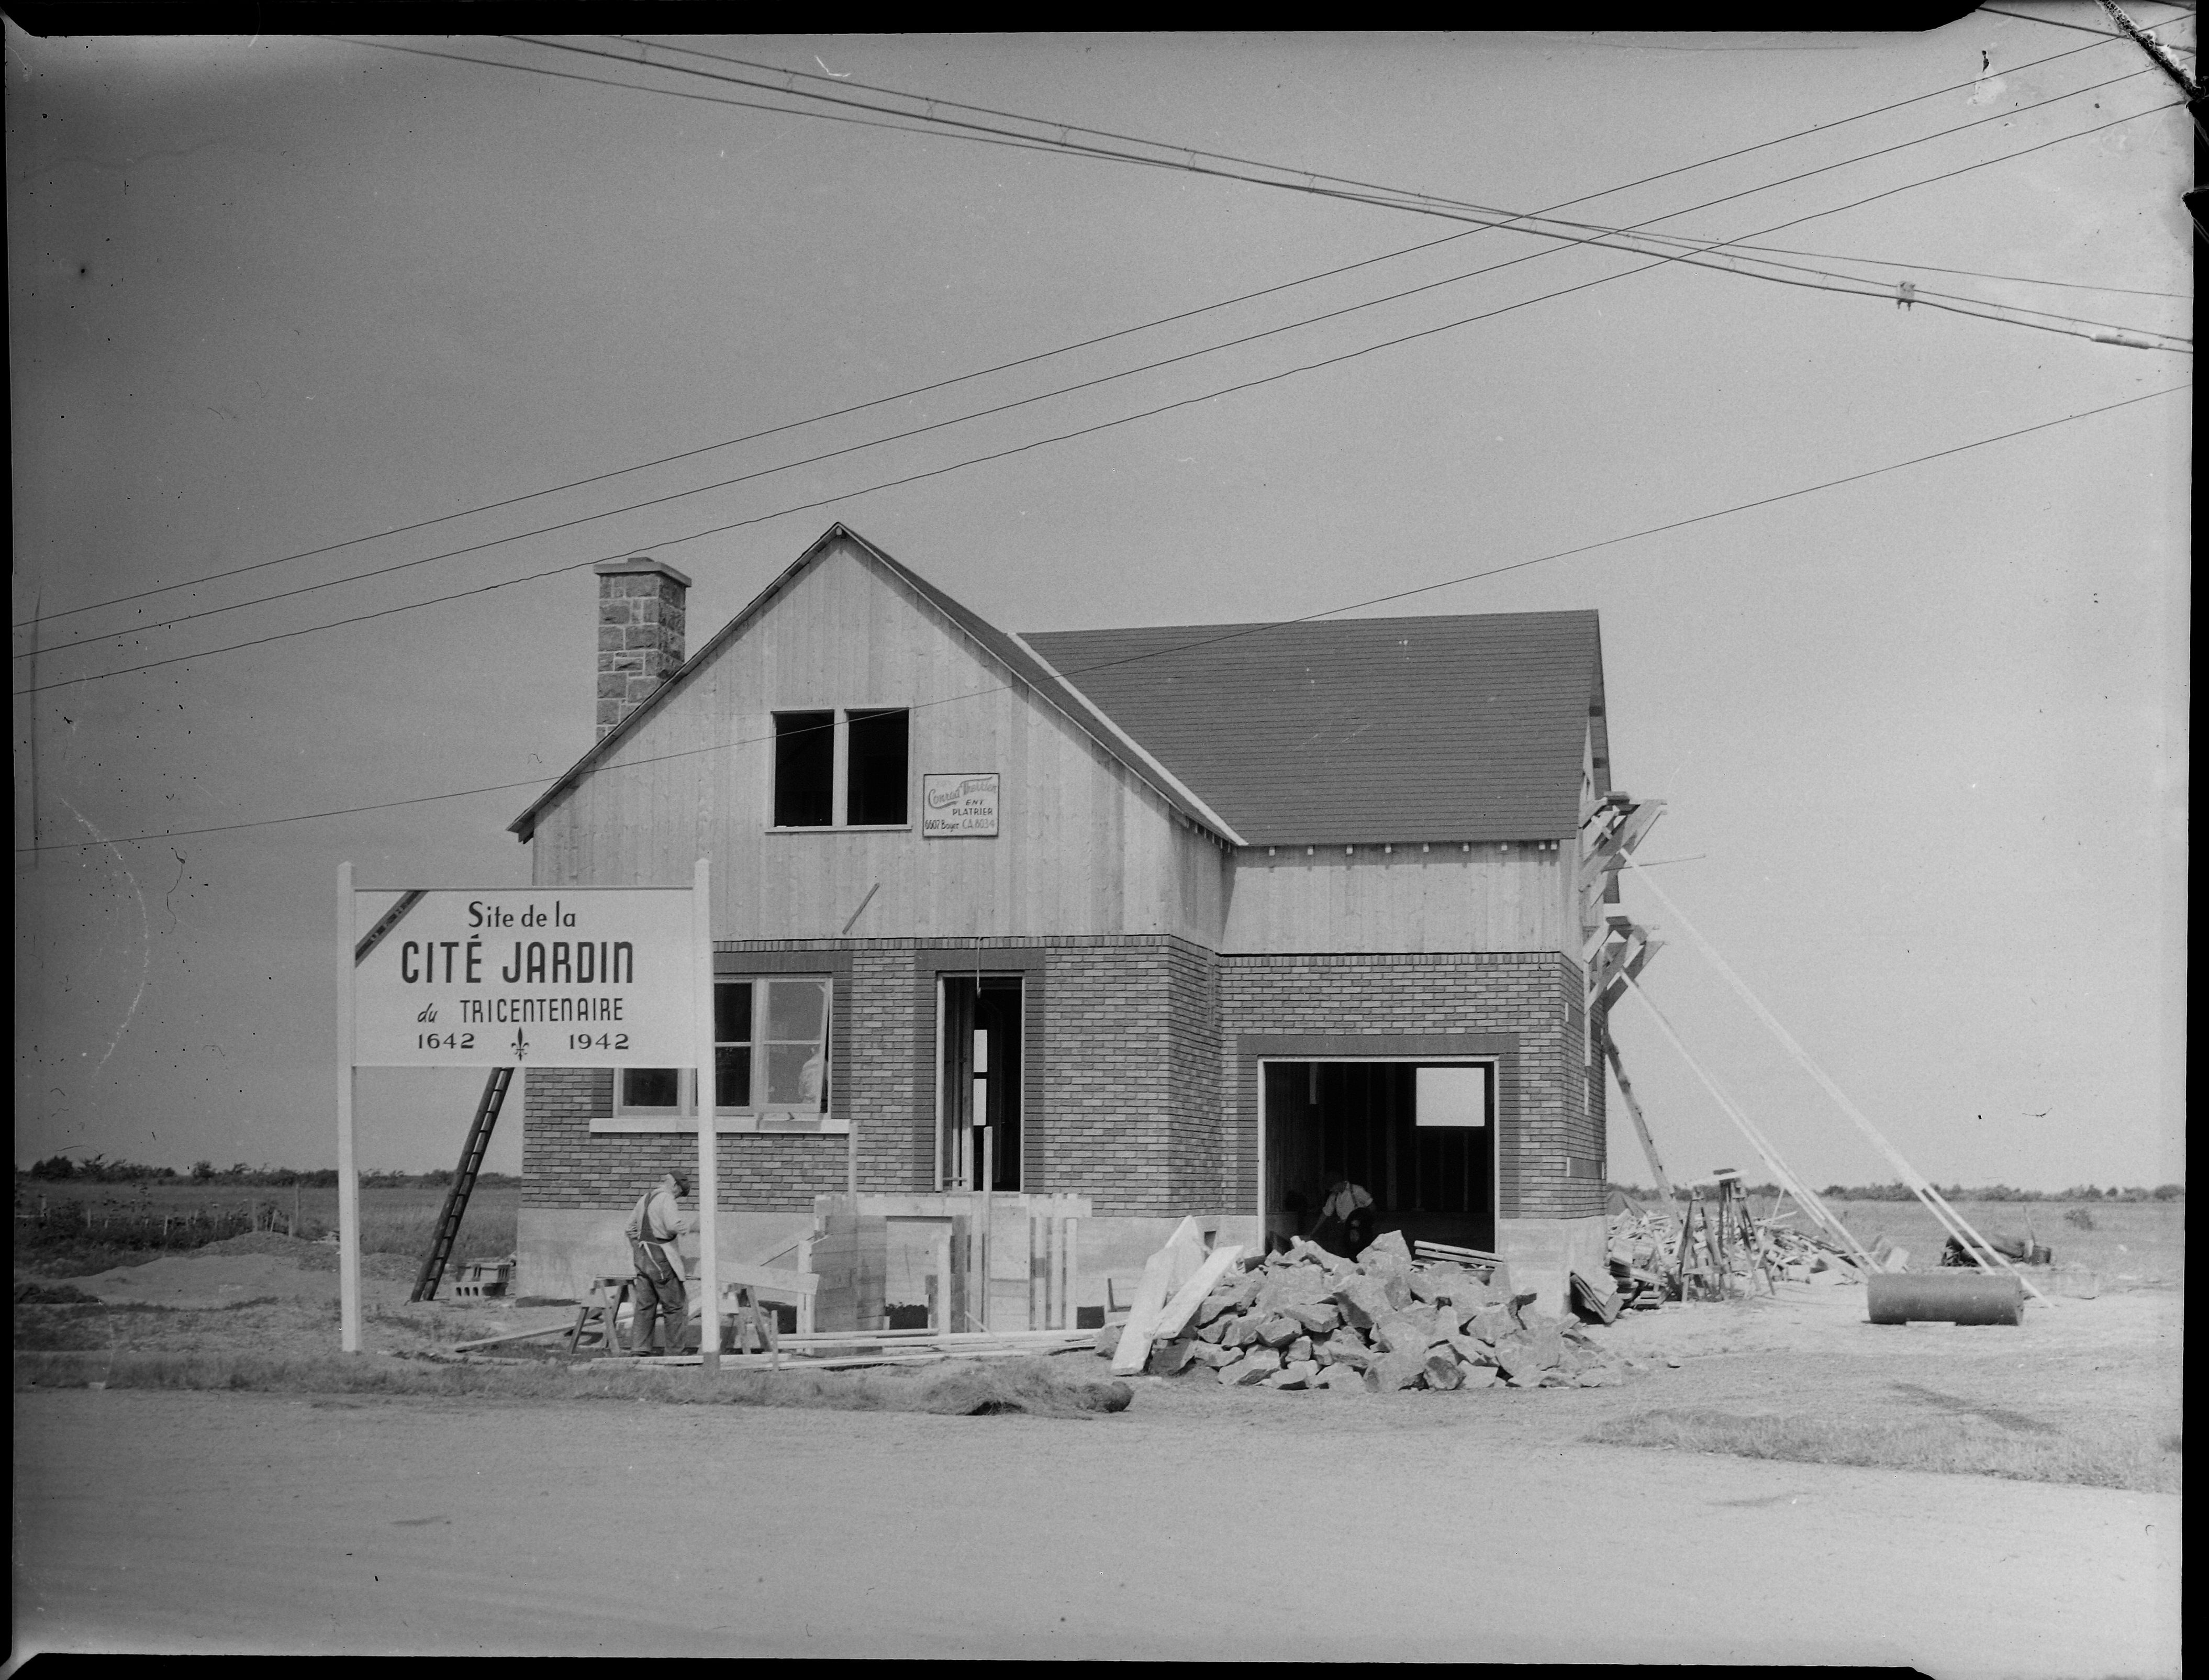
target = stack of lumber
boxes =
[1098,1228,1626,1393]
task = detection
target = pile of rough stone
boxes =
[1096,1231,1629,1393]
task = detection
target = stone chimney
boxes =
[595,556,690,738]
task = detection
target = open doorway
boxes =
[940,975,1023,1191]
[1261,1060,1495,1255]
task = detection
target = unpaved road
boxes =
[12,1388,2179,1672]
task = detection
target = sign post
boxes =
[340,875,707,1356]
[692,857,719,1375]
[336,862,362,1353]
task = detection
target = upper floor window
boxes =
[846,708,909,826]
[773,711,835,828]
[772,707,910,829]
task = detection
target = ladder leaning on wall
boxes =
[409,1067,514,1302]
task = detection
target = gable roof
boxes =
[509,525,1242,845]
[1024,611,1604,846]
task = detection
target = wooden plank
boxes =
[1108,1248,1179,1375]
[713,1262,820,1296]
[1150,1244,1243,1344]
[1109,1217,1206,1375]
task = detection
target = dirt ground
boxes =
[12,1379,2181,1672]
[12,1242,2182,1666]
[17,1240,2183,1478]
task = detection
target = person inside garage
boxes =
[1308,1174,1377,1257]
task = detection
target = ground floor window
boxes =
[1260,1059,1497,1254]
[615,976,832,1117]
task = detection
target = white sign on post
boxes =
[352,888,697,1067]
[339,872,719,1371]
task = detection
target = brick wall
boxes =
[519,1064,850,1212]
[851,945,930,1193]
[523,934,1219,1218]
[1217,951,1599,1222]
[521,936,1592,1221]
[1166,940,1224,1207]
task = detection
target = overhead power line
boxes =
[565,34,2161,257]
[20,93,2186,671]
[14,381,2188,856]
[17,60,2184,666]
[13,91,2186,698]
[15,25,2158,635]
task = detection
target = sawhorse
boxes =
[568,1274,637,1357]
[722,1283,781,1363]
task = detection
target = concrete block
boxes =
[1231,1348,1282,1385]
[1363,1350,1427,1392]
[1318,1330,1370,1370]
[1255,1314,1300,1349]
[1147,1336,1197,1377]
[1256,1266,1330,1312]
[1333,1275,1392,1330]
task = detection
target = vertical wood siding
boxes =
[1219,843,1571,954]
[528,543,1229,942]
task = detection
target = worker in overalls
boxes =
[1308,1175,1377,1258]
[624,1171,694,1355]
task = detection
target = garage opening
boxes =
[1261,1060,1495,1256]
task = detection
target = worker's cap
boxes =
[669,1172,693,1193]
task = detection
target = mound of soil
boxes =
[14,1282,102,1306]
[61,1251,342,1310]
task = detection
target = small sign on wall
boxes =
[923,772,1000,837]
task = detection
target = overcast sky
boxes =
[10,21,2191,1188]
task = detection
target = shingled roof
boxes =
[1024,612,1606,846]
[511,525,1604,849]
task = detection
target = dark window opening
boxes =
[941,976,1022,1191]
[714,981,753,1108]
[622,1067,680,1110]
[773,710,834,827]
[845,708,910,826]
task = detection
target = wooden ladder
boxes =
[409,1066,514,1302]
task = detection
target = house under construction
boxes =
[506,524,1663,1325]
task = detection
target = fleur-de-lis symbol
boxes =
[511,1028,530,1062]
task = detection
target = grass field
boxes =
[12,1180,521,1276]
[1818,1197,2182,1286]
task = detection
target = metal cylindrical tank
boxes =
[1866,1270,2025,1326]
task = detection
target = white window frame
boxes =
[594,975,850,1134]
[764,705,914,833]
